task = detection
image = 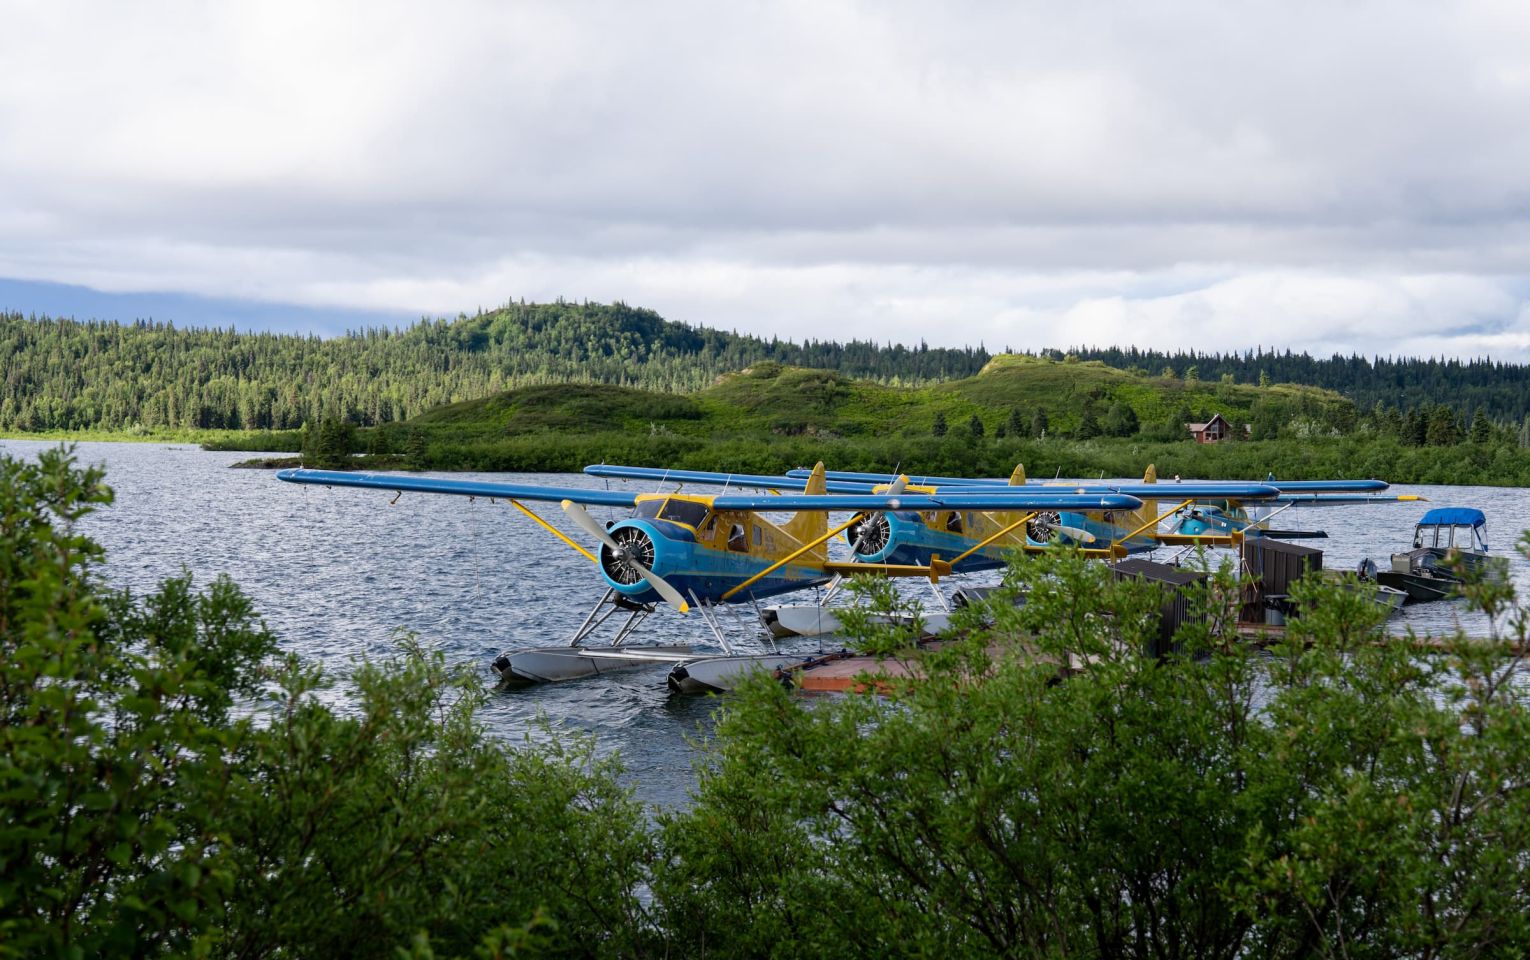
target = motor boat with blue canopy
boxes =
[1375,507,1498,603]
[1413,508,1488,550]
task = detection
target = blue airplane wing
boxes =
[275,469,640,508]
[786,467,1390,494]
[1272,493,1427,506]
[583,464,877,495]
[709,492,1144,512]
[934,481,1282,500]
[786,467,995,487]
[584,464,1151,499]
[1260,480,1392,493]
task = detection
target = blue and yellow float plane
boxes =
[277,464,1142,683]
[583,463,1286,572]
[777,464,1424,545]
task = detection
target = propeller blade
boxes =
[561,500,689,614]
[631,559,690,614]
[562,499,622,552]
[1052,524,1096,544]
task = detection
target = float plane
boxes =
[781,464,1424,545]
[276,465,1142,684]
[584,463,1284,569]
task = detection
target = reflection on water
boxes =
[3,439,1528,807]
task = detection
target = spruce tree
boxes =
[1469,409,1493,444]
[1007,407,1025,437]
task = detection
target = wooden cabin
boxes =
[1184,412,1247,443]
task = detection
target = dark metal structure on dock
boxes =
[1112,559,1210,658]
[1240,538,1323,622]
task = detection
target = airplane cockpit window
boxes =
[946,512,963,534]
[728,524,747,552]
[634,500,664,520]
[659,499,709,528]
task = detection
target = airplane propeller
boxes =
[1027,510,1097,545]
[848,475,906,557]
[561,500,691,613]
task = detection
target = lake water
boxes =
[5,439,1529,807]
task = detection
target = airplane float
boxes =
[275,465,1143,685]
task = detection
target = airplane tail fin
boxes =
[1143,464,1157,484]
[783,462,828,555]
[1008,463,1026,486]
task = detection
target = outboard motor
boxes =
[1356,557,1378,581]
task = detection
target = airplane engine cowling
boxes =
[595,520,690,603]
[600,525,657,587]
[1027,511,1061,543]
[847,513,892,558]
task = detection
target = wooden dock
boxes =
[781,624,1525,693]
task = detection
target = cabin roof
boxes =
[1419,507,1486,528]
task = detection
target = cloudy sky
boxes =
[3,1,1529,359]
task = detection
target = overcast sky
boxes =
[3,1,1529,359]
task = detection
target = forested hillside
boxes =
[1067,346,1530,423]
[0,303,990,432]
[3,303,1530,435]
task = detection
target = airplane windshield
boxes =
[659,499,710,528]
[634,500,664,519]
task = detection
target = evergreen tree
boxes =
[1103,401,1139,438]
[404,429,429,470]
[1007,407,1025,437]
[967,414,985,438]
[1470,409,1494,444]
[1031,407,1049,439]
[1405,408,1428,446]
[1076,403,1101,440]
[1426,405,1461,446]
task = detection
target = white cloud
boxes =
[1,0,1528,359]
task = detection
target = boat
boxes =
[1374,508,1495,603]
[1326,562,1407,616]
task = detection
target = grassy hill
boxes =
[211,355,1530,484]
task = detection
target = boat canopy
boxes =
[1418,508,1486,528]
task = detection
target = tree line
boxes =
[1064,345,1530,424]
